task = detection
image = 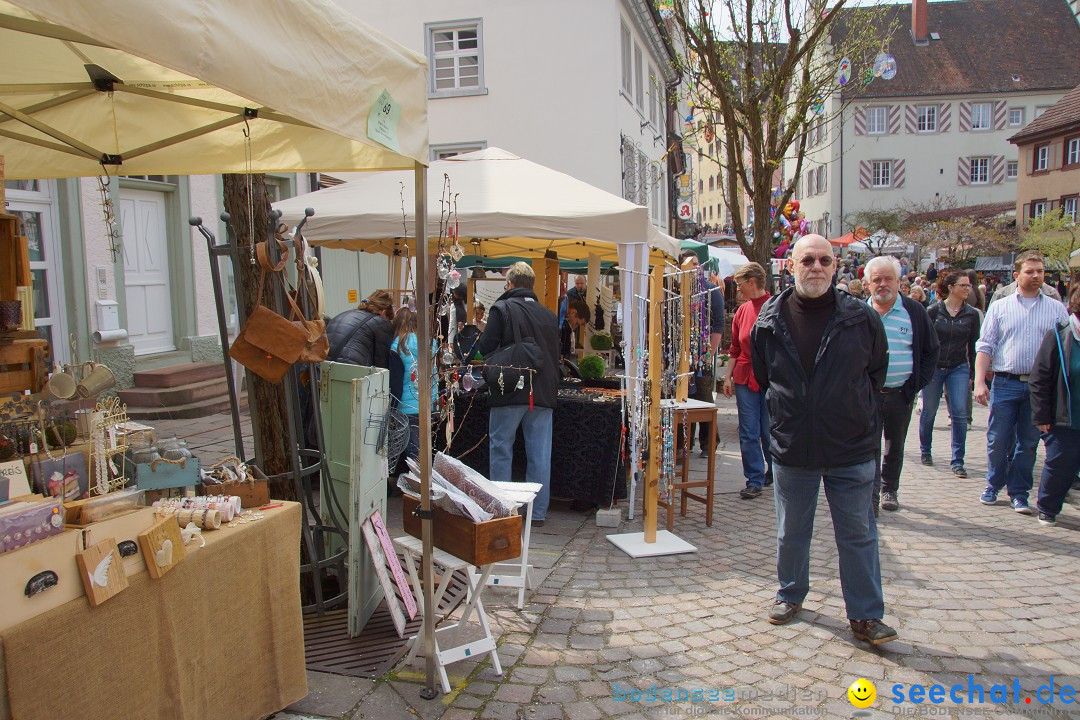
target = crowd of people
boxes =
[317,242,1077,650]
[719,237,1076,647]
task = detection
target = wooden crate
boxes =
[200,464,270,508]
[402,494,521,567]
[0,338,48,394]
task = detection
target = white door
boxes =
[120,189,175,355]
[5,180,68,365]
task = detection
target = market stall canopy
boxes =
[273,148,678,261]
[0,0,429,178]
[830,227,870,247]
[679,239,748,278]
[976,254,1016,272]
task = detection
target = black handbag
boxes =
[483,300,545,397]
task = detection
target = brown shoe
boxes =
[850,619,897,645]
[767,600,802,625]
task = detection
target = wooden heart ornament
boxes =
[137,516,186,579]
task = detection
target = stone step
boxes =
[125,393,247,421]
[133,362,224,388]
[118,376,230,408]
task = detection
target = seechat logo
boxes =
[848,675,1079,712]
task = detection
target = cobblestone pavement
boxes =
[257,397,1080,720]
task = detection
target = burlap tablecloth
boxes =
[0,502,306,720]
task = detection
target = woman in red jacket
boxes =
[722,262,772,499]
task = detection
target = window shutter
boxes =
[853,107,866,136]
[821,166,827,193]
[957,157,970,186]
[958,102,971,132]
[1022,202,1030,219]
[939,103,951,132]
[892,159,906,188]
[991,155,1006,184]
[994,101,1007,130]
[888,105,901,134]
[859,160,871,189]
[905,105,918,133]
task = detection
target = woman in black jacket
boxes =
[1029,285,1080,526]
[919,272,980,477]
[325,290,395,368]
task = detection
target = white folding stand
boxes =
[469,480,541,609]
[394,535,502,694]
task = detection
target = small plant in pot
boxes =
[589,330,613,351]
[578,354,606,380]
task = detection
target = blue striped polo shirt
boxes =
[871,295,913,388]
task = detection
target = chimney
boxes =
[912,0,929,44]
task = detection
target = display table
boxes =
[444,391,626,507]
[0,503,306,720]
[660,398,717,529]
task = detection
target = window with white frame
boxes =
[430,142,486,161]
[1007,160,1019,179]
[1063,196,1078,224]
[1035,106,1051,119]
[807,169,816,196]
[872,160,892,188]
[866,106,887,134]
[427,20,484,96]
[1035,144,1049,172]
[969,157,990,184]
[708,176,714,191]
[1067,137,1080,166]
[970,102,992,130]
[620,23,632,95]
[633,43,643,110]
[917,105,937,132]
[817,165,827,193]
[1032,200,1046,219]
[1008,108,1025,127]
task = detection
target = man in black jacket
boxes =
[325,290,394,368]
[751,235,895,645]
[865,255,939,514]
[474,263,560,525]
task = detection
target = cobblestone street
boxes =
[272,397,1080,720]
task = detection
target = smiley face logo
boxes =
[848,678,876,708]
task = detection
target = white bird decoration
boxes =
[155,539,173,567]
[88,552,114,587]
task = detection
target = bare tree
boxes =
[670,0,895,276]
[845,207,905,256]
[222,173,296,501]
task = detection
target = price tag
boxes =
[347,289,358,304]
[367,88,401,154]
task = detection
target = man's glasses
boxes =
[797,255,834,267]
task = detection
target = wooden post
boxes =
[584,253,601,351]
[531,258,547,309]
[531,256,559,315]
[643,263,665,544]
[466,277,475,324]
[676,265,691,401]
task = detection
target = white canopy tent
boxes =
[274,147,678,261]
[708,246,749,279]
[0,0,429,176]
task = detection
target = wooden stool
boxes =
[658,398,717,530]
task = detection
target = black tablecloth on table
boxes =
[443,391,627,506]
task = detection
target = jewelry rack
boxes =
[91,396,129,495]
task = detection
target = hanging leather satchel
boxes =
[229,241,309,383]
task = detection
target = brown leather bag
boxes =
[229,241,310,383]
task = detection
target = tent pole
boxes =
[413,162,438,699]
[644,263,664,543]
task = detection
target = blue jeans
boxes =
[773,459,883,621]
[489,405,553,520]
[919,365,970,468]
[734,383,771,489]
[1037,426,1080,517]
[985,376,1041,500]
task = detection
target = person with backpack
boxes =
[471,263,560,525]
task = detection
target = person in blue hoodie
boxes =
[390,307,436,464]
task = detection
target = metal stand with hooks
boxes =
[190,209,348,614]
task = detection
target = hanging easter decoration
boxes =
[873,52,897,80]
[836,57,852,86]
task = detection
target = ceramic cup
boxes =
[41,372,77,401]
[76,363,116,398]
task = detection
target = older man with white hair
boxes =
[752,235,895,645]
[865,255,939,515]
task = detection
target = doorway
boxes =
[119,188,175,355]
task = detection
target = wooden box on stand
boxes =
[402,494,521,567]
